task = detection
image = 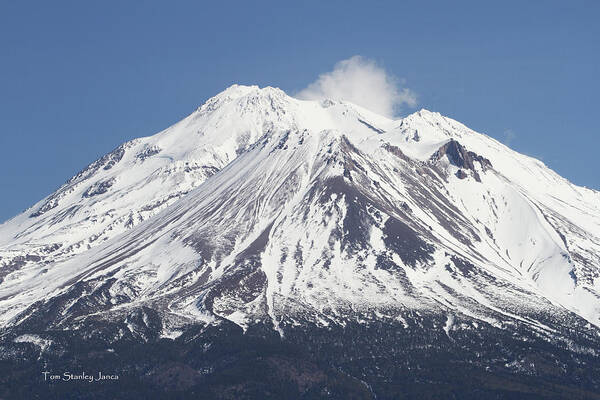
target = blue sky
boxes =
[0,0,598,222]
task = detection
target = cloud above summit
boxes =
[296,56,416,117]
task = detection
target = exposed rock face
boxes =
[455,169,468,179]
[82,177,116,198]
[431,139,492,182]
[136,145,162,161]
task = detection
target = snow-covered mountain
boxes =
[1,85,600,399]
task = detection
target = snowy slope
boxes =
[0,84,599,348]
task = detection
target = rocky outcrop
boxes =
[431,139,492,182]
[82,177,117,198]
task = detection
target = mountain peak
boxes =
[401,108,445,123]
[214,84,288,100]
[196,84,288,113]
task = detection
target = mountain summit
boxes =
[1,85,599,399]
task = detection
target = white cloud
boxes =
[503,129,516,146]
[296,56,416,117]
